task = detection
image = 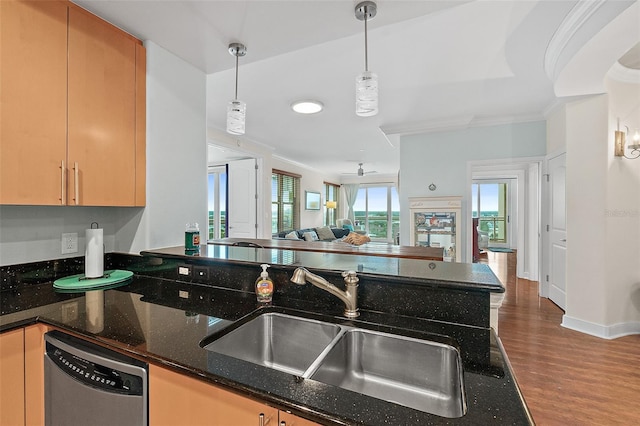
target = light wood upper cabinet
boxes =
[0,0,68,205]
[0,0,146,206]
[68,6,144,206]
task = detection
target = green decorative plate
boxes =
[53,269,133,290]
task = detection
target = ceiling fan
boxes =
[344,163,377,176]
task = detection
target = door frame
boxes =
[466,157,543,281]
[540,150,567,305]
[470,179,516,249]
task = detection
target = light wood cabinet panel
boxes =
[279,411,321,426]
[149,364,279,426]
[0,328,25,425]
[1,1,145,207]
[134,42,147,207]
[24,323,49,426]
[0,0,68,205]
[68,6,138,206]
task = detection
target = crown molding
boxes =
[544,0,607,81]
[607,61,640,84]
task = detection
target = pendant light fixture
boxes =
[355,1,378,117]
[227,42,247,135]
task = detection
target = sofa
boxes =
[273,226,350,242]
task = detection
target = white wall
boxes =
[0,41,206,266]
[126,41,207,252]
[399,121,547,259]
[546,103,567,154]
[561,85,640,338]
[563,95,609,331]
[0,206,133,266]
[604,76,640,333]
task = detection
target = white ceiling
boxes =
[73,0,636,176]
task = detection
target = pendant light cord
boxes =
[234,54,239,101]
[364,10,369,72]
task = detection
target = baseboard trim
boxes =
[562,315,640,339]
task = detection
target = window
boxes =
[323,182,339,226]
[472,181,508,243]
[207,166,227,240]
[353,184,399,243]
[272,170,300,233]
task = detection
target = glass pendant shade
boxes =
[356,71,378,117]
[226,100,246,135]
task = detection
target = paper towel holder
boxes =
[85,222,104,279]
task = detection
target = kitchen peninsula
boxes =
[208,238,444,260]
[0,246,532,425]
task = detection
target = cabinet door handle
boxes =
[60,160,66,205]
[280,422,286,426]
[73,162,79,205]
[259,413,265,426]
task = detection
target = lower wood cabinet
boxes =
[149,364,320,426]
[278,411,321,426]
[0,324,49,426]
[0,328,25,425]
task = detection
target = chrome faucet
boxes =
[290,267,359,318]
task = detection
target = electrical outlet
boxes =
[61,232,78,254]
[194,266,209,280]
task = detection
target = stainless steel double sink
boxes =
[201,312,466,418]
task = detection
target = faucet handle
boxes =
[341,270,359,284]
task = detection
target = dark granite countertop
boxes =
[0,253,531,425]
[143,245,505,293]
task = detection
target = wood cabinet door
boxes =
[216,385,279,426]
[24,323,49,426]
[279,411,321,426]
[0,0,68,205]
[150,364,279,426]
[0,328,25,425]
[67,6,138,206]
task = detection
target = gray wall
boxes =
[399,121,547,258]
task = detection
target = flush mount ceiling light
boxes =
[355,1,378,117]
[291,100,324,114]
[226,42,247,135]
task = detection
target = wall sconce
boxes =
[614,119,640,160]
[326,201,337,209]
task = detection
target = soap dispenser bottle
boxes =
[255,264,274,303]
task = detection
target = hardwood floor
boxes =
[483,251,640,425]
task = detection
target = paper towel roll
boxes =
[85,228,104,278]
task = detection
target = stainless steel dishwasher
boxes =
[44,331,148,426]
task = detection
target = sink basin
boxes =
[308,329,466,418]
[201,311,466,418]
[202,312,342,376]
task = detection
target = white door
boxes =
[547,153,567,310]
[227,158,257,238]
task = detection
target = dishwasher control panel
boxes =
[46,340,144,396]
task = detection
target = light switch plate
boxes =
[61,233,78,254]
